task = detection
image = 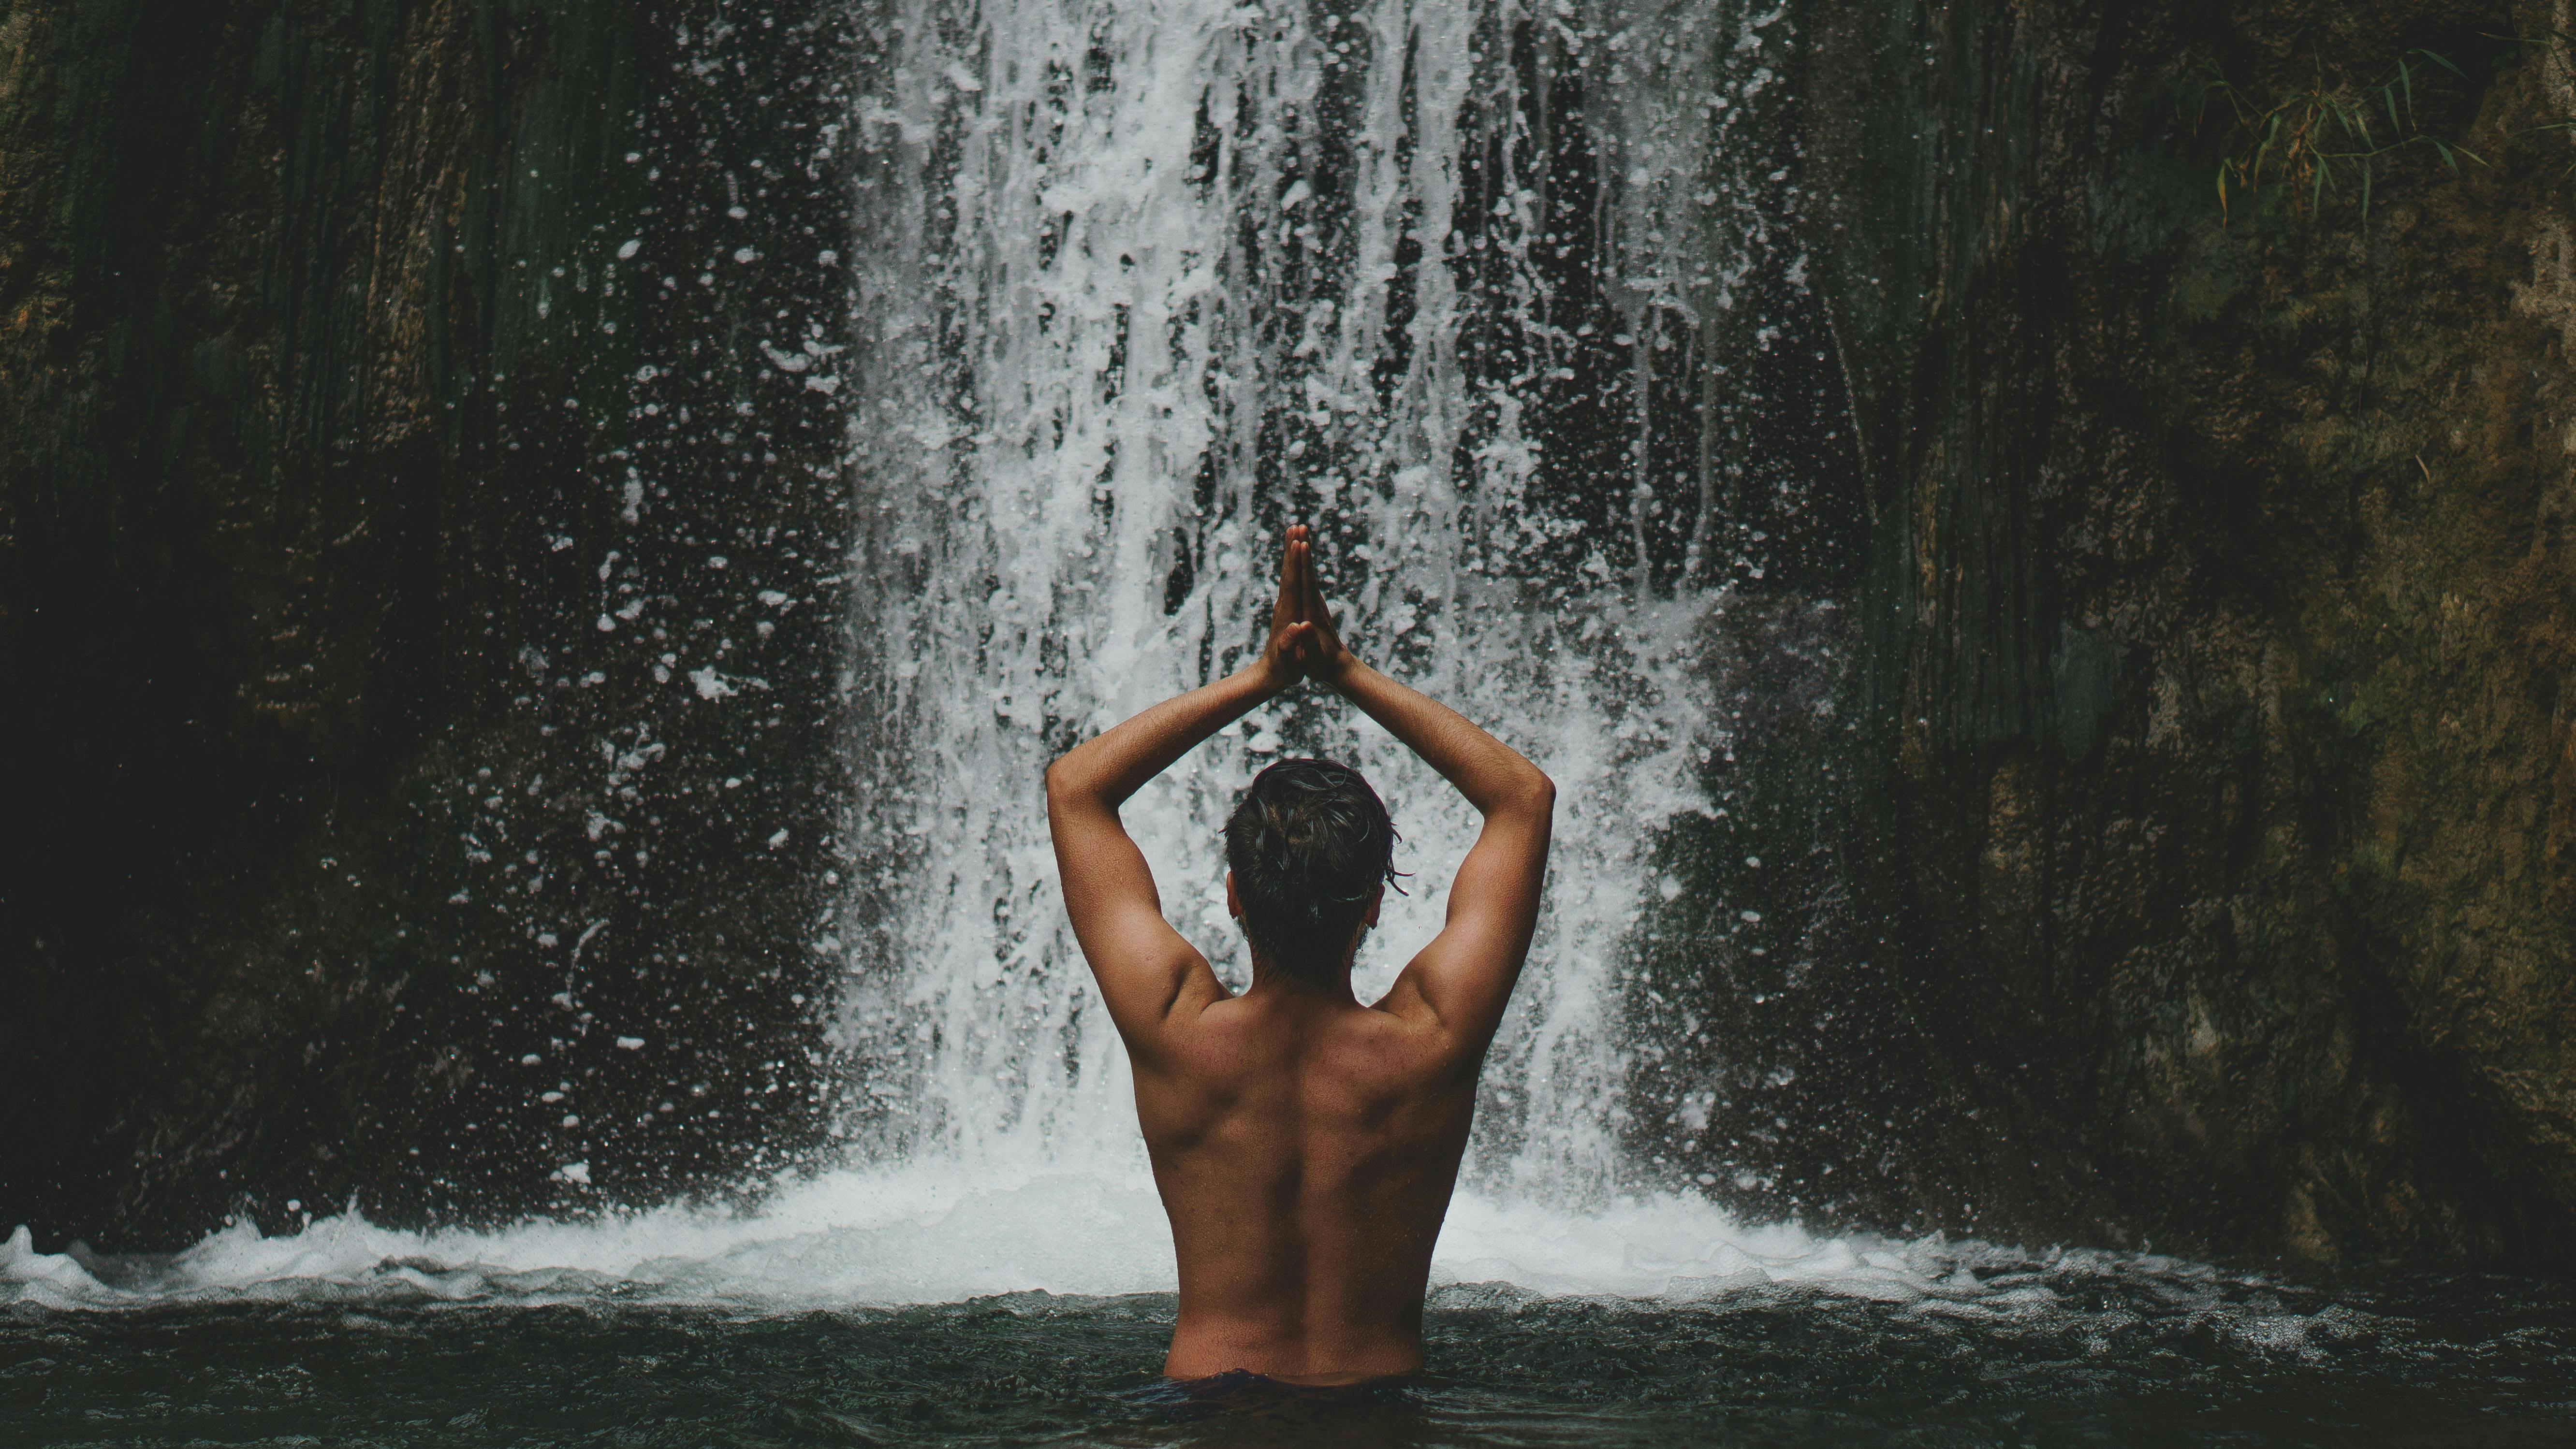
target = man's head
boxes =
[1224,757,1397,982]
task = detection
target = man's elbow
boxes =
[1043,755,1098,813]
[1508,768,1556,817]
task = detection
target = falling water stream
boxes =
[828,0,1761,1206]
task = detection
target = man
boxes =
[1044,524,1557,1384]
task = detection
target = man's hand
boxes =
[1257,526,1314,687]
[1260,523,1358,688]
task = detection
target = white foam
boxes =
[3,1161,1956,1313]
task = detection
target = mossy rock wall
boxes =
[1803,0,2576,1259]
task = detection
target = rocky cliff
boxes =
[1800,0,2576,1260]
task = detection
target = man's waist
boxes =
[1163,1310,1425,1385]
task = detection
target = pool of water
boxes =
[8,1255,2572,1446]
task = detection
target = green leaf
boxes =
[2418,48,2467,79]
[2360,160,2374,228]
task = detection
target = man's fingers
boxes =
[1278,524,1338,634]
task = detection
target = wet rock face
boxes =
[0,0,861,1248]
[1803,0,2576,1259]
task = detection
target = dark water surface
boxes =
[6,1266,2574,1448]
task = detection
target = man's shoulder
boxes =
[1324,997,1465,1084]
[1166,992,1445,1070]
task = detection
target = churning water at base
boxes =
[0,1172,1940,1312]
[10,1167,2573,1445]
[11,1173,2573,1447]
[9,1214,2575,1447]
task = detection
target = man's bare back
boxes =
[1046,526,1554,1383]
[1138,975,1480,1381]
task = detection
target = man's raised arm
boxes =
[1279,536,1556,1049]
[1044,533,1325,1047]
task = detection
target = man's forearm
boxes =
[1046,664,1287,810]
[1324,659,1551,816]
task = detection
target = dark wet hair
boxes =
[1225,757,1402,981]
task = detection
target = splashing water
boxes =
[28,1190,2514,1449]
[0,1175,1965,1312]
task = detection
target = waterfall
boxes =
[9,0,1924,1313]
[830,0,1799,1203]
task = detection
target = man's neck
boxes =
[1241,961,1361,1007]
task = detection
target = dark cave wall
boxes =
[1803,0,2576,1260]
[0,0,861,1248]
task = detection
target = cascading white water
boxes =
[831,0,1790,1203]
